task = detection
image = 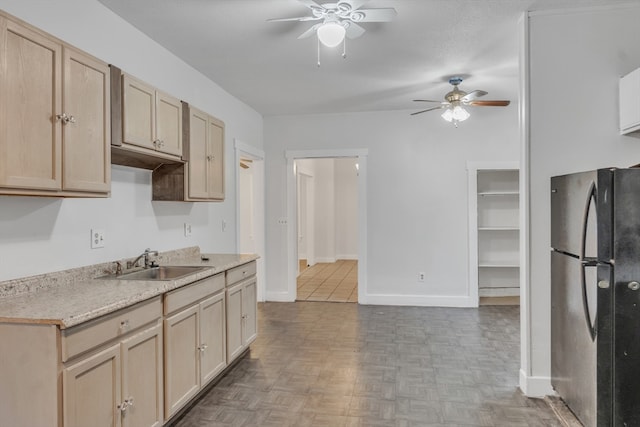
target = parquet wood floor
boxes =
[171,302,562,427]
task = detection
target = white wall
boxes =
[0,0,263,281]
[526,4,640,394]
[265,107,520,304]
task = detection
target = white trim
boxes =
[285,149,368,303]
[336,254,358,260]
[519,12,533,397]
[234,139,266,302]
[364,294,476,308]
[314,257,337,263]
[519,370,554,397]
[466,160,519,309]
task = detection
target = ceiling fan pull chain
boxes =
[342,37,347,59]
[317,37,321,67]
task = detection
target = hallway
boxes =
[172,302,562,426]
[296,260,358,302]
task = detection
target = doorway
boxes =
[235,140,265,301]
[286,150,367,303]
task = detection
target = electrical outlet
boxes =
[418,272,425,282]
[278,217,288,225]
[91,229,105,249]
[184,223,192,237]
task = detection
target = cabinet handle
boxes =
[153,139,161,147]
[120,319,130,331]
[56,113,76,124]
[207,155,212,161]
[117,402,128,413]
[125,396,134,407]
[198,343,208,352]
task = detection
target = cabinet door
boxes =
[63,343,122,427]
[121,323,163,427]
[207,117,225,200]
[0,17,62,190]
[200,292,227,386]
[187,107,209,199]
[62,47,110,192]
[155,91,182,156]
[122,74,155,150]
[242,279,258,347]
[164,305,199,418]
[226,283,244,362]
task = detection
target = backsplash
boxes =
[0,246,201,298]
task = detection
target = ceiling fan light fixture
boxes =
[317,22,346,47]
[441,105,470,123]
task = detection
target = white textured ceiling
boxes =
[97,0,634,116]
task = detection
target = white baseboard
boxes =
[314,257,337,263]
[265,291,295,302]
[336,254,358,260]
[519,369,554,397]
[363,294,476,307]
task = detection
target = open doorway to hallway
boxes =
[295,157,358,303]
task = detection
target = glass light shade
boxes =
[317,22,346,47]
[441,105,470,122]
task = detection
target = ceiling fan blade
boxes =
[267,16,321,22]
[410,105,447,116]
[413,99,444,103]
[345,22,366,39]
[460,90,487,103]
[298,23,322,39]
[355,8,397,22]
[240,162,249,169]
[469,100,511,107]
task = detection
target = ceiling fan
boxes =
[411,77,511,126]
[268,0,396,63]
[240,158,253,169]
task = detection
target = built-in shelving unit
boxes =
[468,162,520,304]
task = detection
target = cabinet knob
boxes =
[153,139,161,146]
[125,396,134,407]
[120,319,130,331]
[198,343,208,352]
[117,402,128,413]
[207,155,213,161]
[629,281,640,291]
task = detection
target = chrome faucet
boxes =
[127,248,159,269]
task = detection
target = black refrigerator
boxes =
[551,168,640,427]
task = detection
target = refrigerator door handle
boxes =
[580,182,598,341]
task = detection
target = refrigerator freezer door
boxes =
[551,170,599,257]
[551,250,597,427]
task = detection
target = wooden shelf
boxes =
[469,164,520,307]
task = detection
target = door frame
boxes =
[234,139,266,302]
[285,149,368,302]
[296,170,315,271]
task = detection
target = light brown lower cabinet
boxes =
[226,267,257,363]
[0,263,257,427]
[63,323,164,427]
[163,274,226,419]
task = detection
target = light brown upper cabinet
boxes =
[152,103,225,202]
[0,14,110,197]
[187,106,225,200]
[122,73,182,157]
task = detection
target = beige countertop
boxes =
[0,253,258,329]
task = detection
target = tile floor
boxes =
[296,260,358,302]
[171,302,562,427]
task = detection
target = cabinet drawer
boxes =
[62,296,161,362]
[164,273,225,315]
[226,261,256,286]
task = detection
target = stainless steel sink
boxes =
[107,265,207,281]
